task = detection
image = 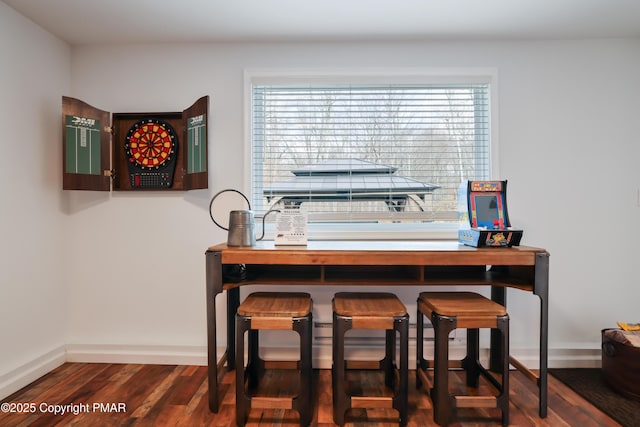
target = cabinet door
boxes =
[181,96,209,190]
[62,96,111,191]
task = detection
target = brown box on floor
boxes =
[601,328,640,401]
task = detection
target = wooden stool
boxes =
[416,291,509,427]
[332,292,409,427]
[235,292,313,427]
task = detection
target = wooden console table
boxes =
[205,241,550,417]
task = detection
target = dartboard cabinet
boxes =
[62,96,208,191]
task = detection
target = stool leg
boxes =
[394,315,409,427]
[497,315,510,427]
[331,312,338,421]
[431,313,456,427]
[463,328,481,388]
[332,313,351,427]
[416,302,427,389]
[247,329,261,389]
[293,314,313,427]
[384,329,396,387]
[235,315,251,427]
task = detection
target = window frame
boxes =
[243,68,499,241]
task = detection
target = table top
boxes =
[208,240,547,266]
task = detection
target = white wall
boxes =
[498,39,640,352]
[66,39,640,366]
[0,2,70,397]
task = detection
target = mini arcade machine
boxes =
[458,180,523,247]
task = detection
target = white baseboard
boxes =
[251,344,604,370]
[546,348,602,369]
[1,343,602,401]
[0,346,66,400]
[65,344,208,366]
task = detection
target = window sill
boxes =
[263,222,458,241]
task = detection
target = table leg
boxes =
[206,251,223,412]
[535,252,550,418]
[489,286,506,372]
[489,252,549,419]
[227,287,240,370]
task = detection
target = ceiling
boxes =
[4,0,640,45]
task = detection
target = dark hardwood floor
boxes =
[0,363,620,426]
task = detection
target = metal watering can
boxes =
[209,189,278,247]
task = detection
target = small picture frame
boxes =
[274,207,308,246]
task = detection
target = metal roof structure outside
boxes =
[263,159,440,212]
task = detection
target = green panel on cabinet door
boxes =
[65,115,101,175]
[187,113,206,173]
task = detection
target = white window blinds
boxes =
[251,83,491,224]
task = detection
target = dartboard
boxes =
[125,118,177,170]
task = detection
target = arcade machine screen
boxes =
[473,195,504,227]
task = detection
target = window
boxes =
[248,71,495,239]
